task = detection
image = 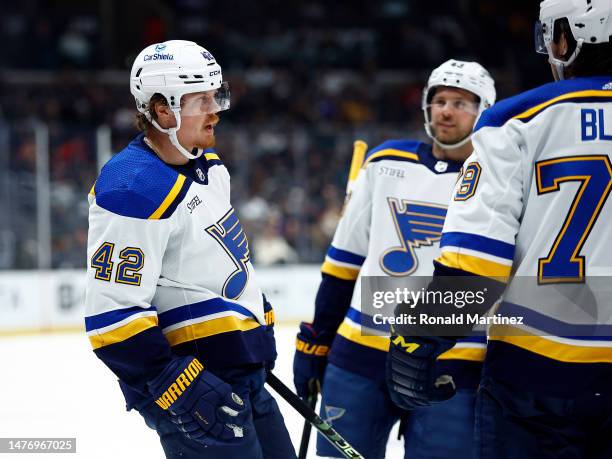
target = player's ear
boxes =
[557,32,569,59]
[153,101,177,128]
[549,31,569,61]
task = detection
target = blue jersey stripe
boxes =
[85,305,157,331]
[499,301,612,340]
[457,335,487,344]
[441,232,515,261]
[345,306,487,342]
[346,307,389,333]
[158,297,257,329]
[327,246,366,266]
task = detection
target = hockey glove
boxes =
[386,333,457,410]
[293,322,332,399]
[148,356,248,446]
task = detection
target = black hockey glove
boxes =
[148,357,248,446]
[386,333,457,410]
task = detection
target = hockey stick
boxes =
[292,139,368,458]
[339,139,368,218]
[266,372,364,459]
[346,140,368,193]
[297,380,318,459]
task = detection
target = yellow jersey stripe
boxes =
[363,149,419,167]
[338,321,486,362]
[437,251,511,281]
[89,182,96,197]
[89,316,158,350]
[490,332,612,363]
[513,90,612,120]
[164,315,261,347]
[205,152,220,161]
[321,260,360,280]
[148,175,187,220]
[438,347,486,362]
[337,322,390,352]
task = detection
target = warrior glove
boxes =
[148,356,248,445]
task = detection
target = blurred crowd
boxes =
[0,0,551,269]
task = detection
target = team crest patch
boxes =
[380,198,447,276]
[324,405,346,424]
[205,208,250,299]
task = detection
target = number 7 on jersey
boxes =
[536,155,612,284]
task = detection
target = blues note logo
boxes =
[324,405,346,425]
[206,208,250,299]
[380,198,447,276]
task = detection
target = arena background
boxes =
[0,1,550,457]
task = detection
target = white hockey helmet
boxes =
[130,40,230,160]
[535,0,612,80]
[422,59,496,149]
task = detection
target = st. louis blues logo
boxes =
[380,198,447,276]
[206,208,250,299]
[323,405,346,425]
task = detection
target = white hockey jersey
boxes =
[319,140,486,381]
[438,76,612,394]
[84,135,275,404]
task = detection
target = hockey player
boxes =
[84,40,296,459]
[387,1,612,457]
[294,60,496,458]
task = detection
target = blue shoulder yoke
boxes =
[475,76,612,132]
[94,135,192,219]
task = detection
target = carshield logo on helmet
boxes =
[155,44,166,52]
[143,54,174,61]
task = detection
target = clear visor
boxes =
[426,98,479,116]
[180,81,230,116]
[534,20,548,54]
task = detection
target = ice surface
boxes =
[0,326,403,458]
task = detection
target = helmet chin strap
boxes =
[552,62,566,81]
[148,108,204,160]
[425,122,472,150]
